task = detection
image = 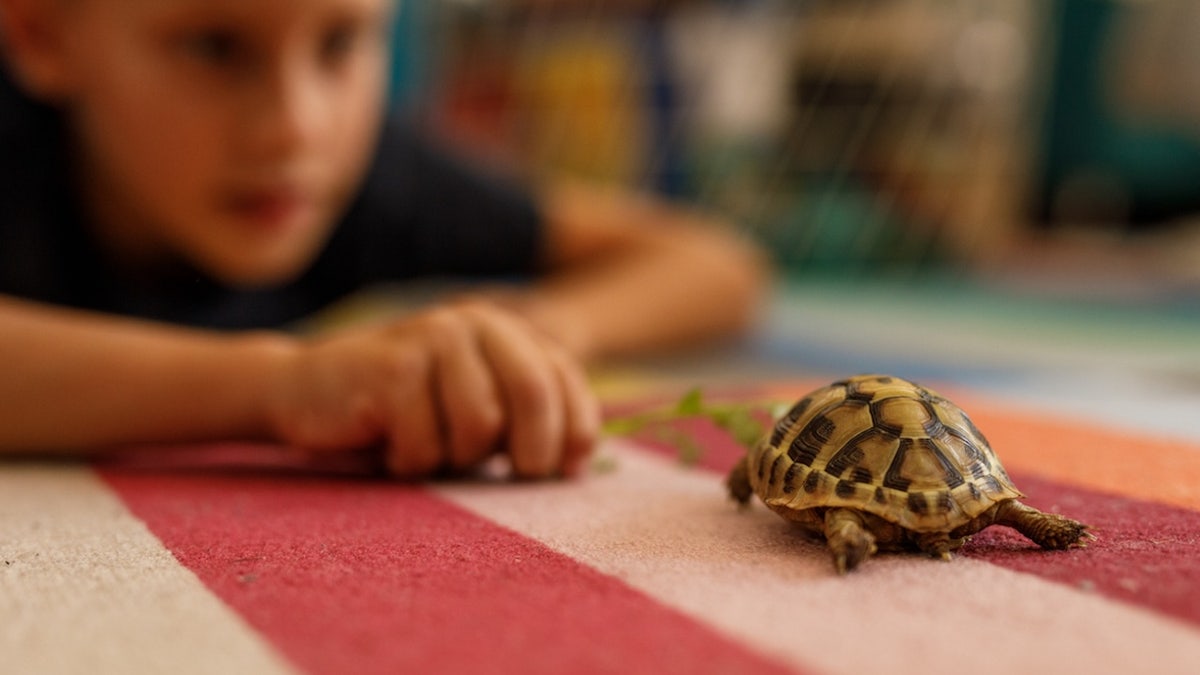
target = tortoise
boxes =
[727,374,1092,574]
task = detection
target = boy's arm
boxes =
[513,182,771,361]
[0,183,761,465]
[0,296,596,478]
[0,296,291,452]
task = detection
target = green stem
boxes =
[603,389,789,464]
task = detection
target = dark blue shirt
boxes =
[0,65,542,329]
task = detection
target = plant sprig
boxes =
[602,387,789,466]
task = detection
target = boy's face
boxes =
[41,0,395,285]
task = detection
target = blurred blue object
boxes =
[1037,0,1200,227]
[388,1,433,109]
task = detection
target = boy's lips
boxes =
[224,185,317,234]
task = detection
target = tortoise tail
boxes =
[726,455,754,506]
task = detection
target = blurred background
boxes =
[388,0,1200,297]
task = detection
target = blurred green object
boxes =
[775,181,947,277]
[602,387,787,467]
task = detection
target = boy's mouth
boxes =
[224,185,316,235]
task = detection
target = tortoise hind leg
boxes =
[824,508,878,574]
[726,455,754,506]
[994,500,1093,549]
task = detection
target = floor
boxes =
[3,278,1198,674]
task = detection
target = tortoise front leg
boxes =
[824,508,878,574]
[992,500,1094,550]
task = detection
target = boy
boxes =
[0,0,767,479]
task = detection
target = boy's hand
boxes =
[268,301,599,479]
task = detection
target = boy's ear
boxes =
[0,0,75,101]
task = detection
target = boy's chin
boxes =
[199,249,319,289]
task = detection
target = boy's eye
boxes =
[320,23,360,65]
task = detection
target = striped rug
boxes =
[3,380,1197,674]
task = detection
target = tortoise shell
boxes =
[746,374,1022,532]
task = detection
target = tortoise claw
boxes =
[825,509,877,574]
[1071,529,1098,549]
[831,540,876,575]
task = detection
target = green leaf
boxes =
[674,387,704,416]
[652,427,705,467]
[723,407,768,450]
[601,415,650,437]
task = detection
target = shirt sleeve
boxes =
[322,116,545,286]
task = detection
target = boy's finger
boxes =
[548,344,599,477]
[471,307,564,479]
[427,309,504,469]
[382,352,444,479]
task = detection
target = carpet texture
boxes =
[4,377,1196,674]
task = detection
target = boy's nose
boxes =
[242,60,328,161]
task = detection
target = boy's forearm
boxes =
[529,229,767,360]
[518,184,771,361]
[0,296,297,453]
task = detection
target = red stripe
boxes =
[962,472,1200,628]
[99,465,803,675]
[627,419,1200,628]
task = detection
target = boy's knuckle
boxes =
[566,417,599,452]
[507,371,555,415]
[377,345,427,382]
[449,408,503,467]
[467,400,505,443]
[483,389,507,422]
[420,306,469,337]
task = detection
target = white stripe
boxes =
[437,442,1200,675]
[0,464,297,675]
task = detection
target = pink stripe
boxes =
[628,420,1200,628]
[99,466,804,675]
